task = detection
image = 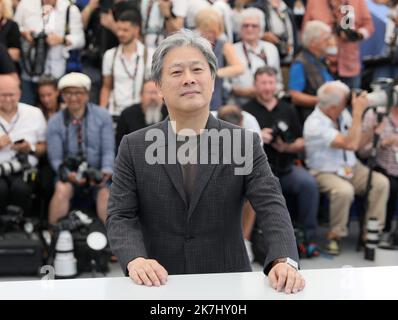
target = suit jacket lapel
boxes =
[187,114,220,219]
[159,118,188,208]
[158,114,221,216]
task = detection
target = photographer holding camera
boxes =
[303,81,389,255]
[243,66,320,243]
[249,0,299,67]
[46,72,114,225]
[14,0,85,105]
[0,74,47,216]
[303,0,374,89]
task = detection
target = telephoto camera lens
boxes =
[365,218,379,261]
[54,230,77,278]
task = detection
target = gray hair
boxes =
[239,8,265,38]
[151,29,218,84]
[317,81,350,110]
[302,20,331,48]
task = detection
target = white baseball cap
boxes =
[58,72,91,91]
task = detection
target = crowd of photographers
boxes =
[1,0,398,268]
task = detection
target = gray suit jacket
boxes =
[106,114,298,275]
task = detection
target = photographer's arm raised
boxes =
[81,0,99,29]
[330,92,368,151]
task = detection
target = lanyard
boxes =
[144,0,154,31]
[337,116,349,164]
[120,53,140,101]
[112,45,141,111]
[63,107,88,159]
[0,112,20,135]
[242,43,267,71]
[143,0,164,46]
[270,5,289,37]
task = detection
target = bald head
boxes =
[0,74,21,114]
[0,74,21,91]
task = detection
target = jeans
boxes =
[0,175,33,216]
[279,166,319,239]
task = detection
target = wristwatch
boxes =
[272,257,298,271]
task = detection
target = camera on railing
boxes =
[54,210,93,232]
[59,155,103,185]
[0,205,38,235]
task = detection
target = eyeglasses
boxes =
[62,91,86,98]
[242,23,260,29]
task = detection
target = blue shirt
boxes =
[47,103,115,175]
[288,59,334,92]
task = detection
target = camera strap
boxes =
[0,112,20,135]
[62,107,89,160]
[242,43,267,72]
[111,44,148,113]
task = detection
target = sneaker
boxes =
[306,242,321,257]
[325,239,340,255]
[378,232,393,249]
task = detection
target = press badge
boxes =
[337,166,353,179]
[395,151,398,164]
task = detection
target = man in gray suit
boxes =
[107,29,305,294]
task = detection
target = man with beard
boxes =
[100,9,154,119]
[115,79,168,149]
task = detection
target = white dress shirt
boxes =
[0,103,47,167]
[14,0,85,80]
[102,41,154,116]
[304,107,357,173]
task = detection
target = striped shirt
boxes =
[362,110,398,177]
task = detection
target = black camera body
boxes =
[0,152,31,178]
[22,31,48,77]
[60,155,103,185]
[346,88,363,109]
[335,25,363,42]
[84,167,103,184]
[276,34,289,59]
[271,120,295,144]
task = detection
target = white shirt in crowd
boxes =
[14,0,85,80]
[0,103,47,167]
[385,5,398,45]
[185,0,234,43]
[230,40,282,106]
[185,0,211,29]
[304,107,357,173]
[267,1,294,63]
[211,110,263,145]
[102,41,154,116]
[140,0,187,49]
